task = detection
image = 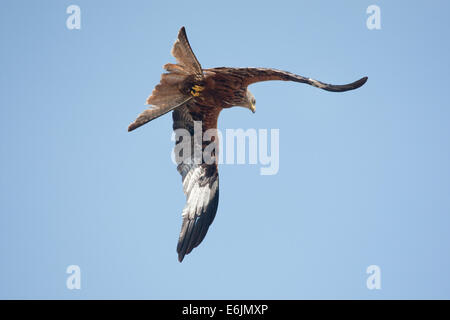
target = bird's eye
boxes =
[252,98,256,105]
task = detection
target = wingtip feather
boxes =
[358,76,368,87]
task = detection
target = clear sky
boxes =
[1,0,449,299]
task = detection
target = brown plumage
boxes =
[128,26,368,262]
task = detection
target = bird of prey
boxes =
[128,26,367,262]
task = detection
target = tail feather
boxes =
[171,27,202,75]
[128,27,205,132]
[163,63,190,75]
[128,96,192,132]
[128,73,192,132]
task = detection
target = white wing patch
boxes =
[182,166,211,219]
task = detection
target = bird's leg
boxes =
[190,85,205,97]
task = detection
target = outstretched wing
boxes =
[128,27,203,132]
[215,67,367,92]
[173,101,222,262]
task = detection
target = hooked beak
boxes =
[249,103,256,113]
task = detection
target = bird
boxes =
[128,26,368,262]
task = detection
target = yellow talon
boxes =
[190,85,204,97]
[192,85,204,91]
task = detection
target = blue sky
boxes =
[1,0,449,299]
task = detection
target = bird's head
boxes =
[243,89,256,113]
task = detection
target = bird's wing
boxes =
[222,67,367,92]
[167,26,203,76]
[172,101,221,262]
